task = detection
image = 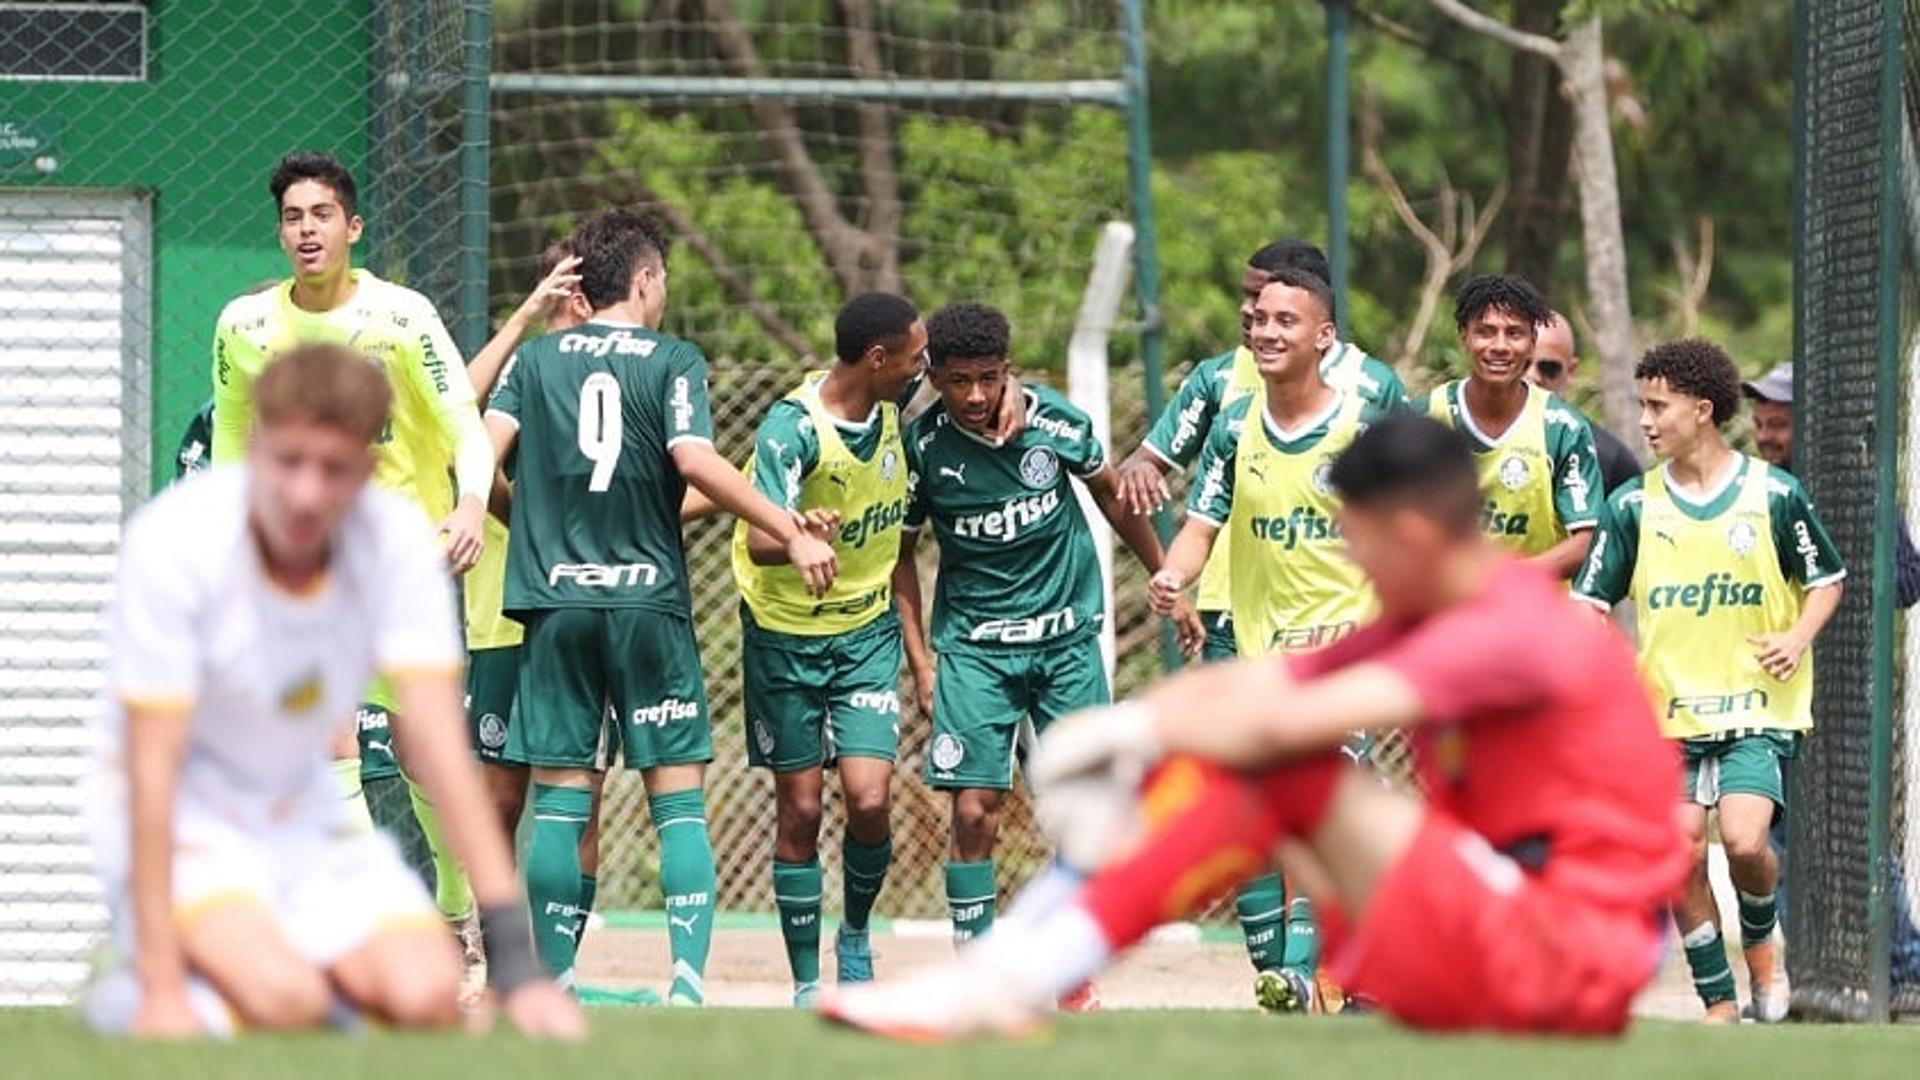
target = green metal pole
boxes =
[457,0,492,357]
[1325,0,1351,335]
[1866,0,1904,1023]
[1120,0,1177,669]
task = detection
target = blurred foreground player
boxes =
[822,413,1688,1038]
[86,344,582,1039]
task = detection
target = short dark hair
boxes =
[269,151,358,217]
[835,292,920,365]
[1453,274,1550,332]
[1248,240,1335,321]
[536,235,577,280]
[1329,413,1482,538]
[1258,267,1336,324]
[572,208,673,311]
[1248,239,1331,284]
[925,302,1011,366]
[1635,339,1744,429]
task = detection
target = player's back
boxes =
[98,467,459,818]
[1312,560,1686,910]
[490,320,704,617]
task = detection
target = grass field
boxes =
[9,1008,1920,1080]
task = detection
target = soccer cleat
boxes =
[1253,968,1313,1015]
[1743,971,1791,1024]
[794,980,822,1009]
[1057,981,1101,1013]
[575,984,662,1007]
[818,961,1047,1043]
[835,927,875,984]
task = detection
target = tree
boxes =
[1426,0,1644,454]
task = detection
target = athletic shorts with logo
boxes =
[1680,730,1797,811]
[466,645,522,766]
[1200,610,1238,663]
[742,607,903,771]
[924,635,1108,790]
[356,701,400,782]
[511,607,712,770]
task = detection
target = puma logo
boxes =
[554,921,579,942]
[1247,462,1268,483]
[938,464,967,485]
[1654,530,1677,548]
[668,913,700,935]
[828,473,849,490]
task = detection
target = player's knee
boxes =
[378,965,461,1029]
[843,783,891,829]
[1721,823,1775,868]
[228,963,333,1030]
[951,804,1000,858]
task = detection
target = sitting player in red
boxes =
[821,412,1689,1037]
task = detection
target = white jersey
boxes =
[95,466,462,830]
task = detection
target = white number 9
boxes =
[577,372,622,493]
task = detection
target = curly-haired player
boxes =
[1576,339,1844,1023]
[1423,275,1603,578]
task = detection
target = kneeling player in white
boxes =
[86,344,583,1039]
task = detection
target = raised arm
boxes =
[466,256,582,408]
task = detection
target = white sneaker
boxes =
[817,957,1047,1043]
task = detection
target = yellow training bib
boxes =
[1226,393,1376,657]
[1196,346,1262,612]
[731,373,910,636]
[1427,380,1564,556]
[1632,460,1811,739]
[463,514,523,650]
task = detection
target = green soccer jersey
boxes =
[486,318,715,617]
[1142,341,1405,469]
[905,385,1107,654]
[747,398,888,508]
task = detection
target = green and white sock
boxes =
[1281,894,1321,981]
[1738,890,1779,949]
[409,779,473,921]
[1234,873,1287,973]
[842,838,892,933]
[774,859,824,993]
[365,772,436,896]
[945,860,997,945]
[1681,920,1738,1007]
[575,874,599,943]
[526,784,591,983]
[652,789,716,1004]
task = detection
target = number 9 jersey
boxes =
[484,319,715,618]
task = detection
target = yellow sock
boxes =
[407,778,473,920]
[332,758,374,834]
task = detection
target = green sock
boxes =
[331,758,374,833]
[1681,920,1738,1007]
[1234,873,1287,973]
[575,874,599,943]
[365,772,436,896]
[945,860,997,945]
[842,838,892,933]
[1280,895,1320,979]
[527,784,591,982]
[773,859,824,991]
[408,779,473,921]
[1737,890,1778,949]
[652,789,716,1004]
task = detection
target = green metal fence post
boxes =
[1867,0,1905,1023]
[458,1,492,356]
[1120,0,1178,669]
[1325,0,1351,336]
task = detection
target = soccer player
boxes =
[483,207,837,1003]
[894,301,1200,953]
[1526,311,1643,494]
[210,151,492,932]
[1422,276,1603,578]
[86,344,581,1039]
[821,413,1689,1039]
[1573,340,1844,1023]
[730,292,926,1006]
[1144,269,1395,1011]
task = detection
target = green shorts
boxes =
[466,645,522,767]
[742,607,903,772]
[1680,730,1800,811]
[1201,609,1238,663]
[925,636,1110,791]
[511,607,712,771]
[356,702,400,782]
